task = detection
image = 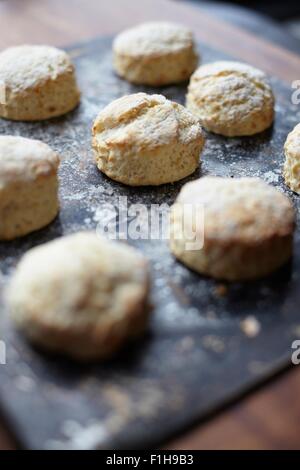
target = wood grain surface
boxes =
[0,0,299,450]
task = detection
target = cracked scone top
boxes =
[284,123,300,193]
[0,135,60,240]
[113,22,198,86]
[92,93,205,186]
[7,232,150,361]
[170,177,295,281]
[186,61,274,136]
[0,45,80,120]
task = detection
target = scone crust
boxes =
[186,61,274,137]
[0,45,80,120]
[0,136,60,240]
[284,123,300,193]
[92,92,205,186]
[113,22,198,86]
[0,135,59,184]
[170,177,295,281]
[7,232,150,361]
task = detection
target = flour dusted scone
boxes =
[186,61,274,137]
[0,45,80,120]
[0,136,59,240]
[113,22,198,86]
[170,177,295,281]
[283,123,300,194]
[7,232,150,361]
[92,93,205,186]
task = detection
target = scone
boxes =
[92,92,205,186]
[0,45,80,120]
[113,21,198,86]
[6,232,150,361]
[283,123,300,193]
[186,61,274,137]
[170,177,295,281]
[0,136,60,240]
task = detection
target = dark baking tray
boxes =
[0,37,300,450]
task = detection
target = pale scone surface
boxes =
[0,135,60,240]
[7,232,150,360]
[0,135,59,185]
[113,22,198,85]
[170,177,295,280]
[114,21,195,57]
[0,45,80,120]
[92,93,205,186]
[177,177,294,243]
[186,61,274,136]
[284,123,300,193]
[0,45,73,91]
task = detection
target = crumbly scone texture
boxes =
[92,92,205,186]
[7,232,150,361]
[0,136,59,240]
[113,22,198,86]
[0,45,80,120]
[284,123,300,194]
[186,61,274,137]
[170,176,295,281]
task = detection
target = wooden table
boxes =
[1,0,300,450]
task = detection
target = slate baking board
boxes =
[0,36,300,450]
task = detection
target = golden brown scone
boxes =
[283,123,300,194]
[6,232,150,361]
[170,177,295,281]
[113,21,198,86]
[0,136,60,240]
[92,92,205,186]
[0,45,80,121]
[186,61,274,137]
